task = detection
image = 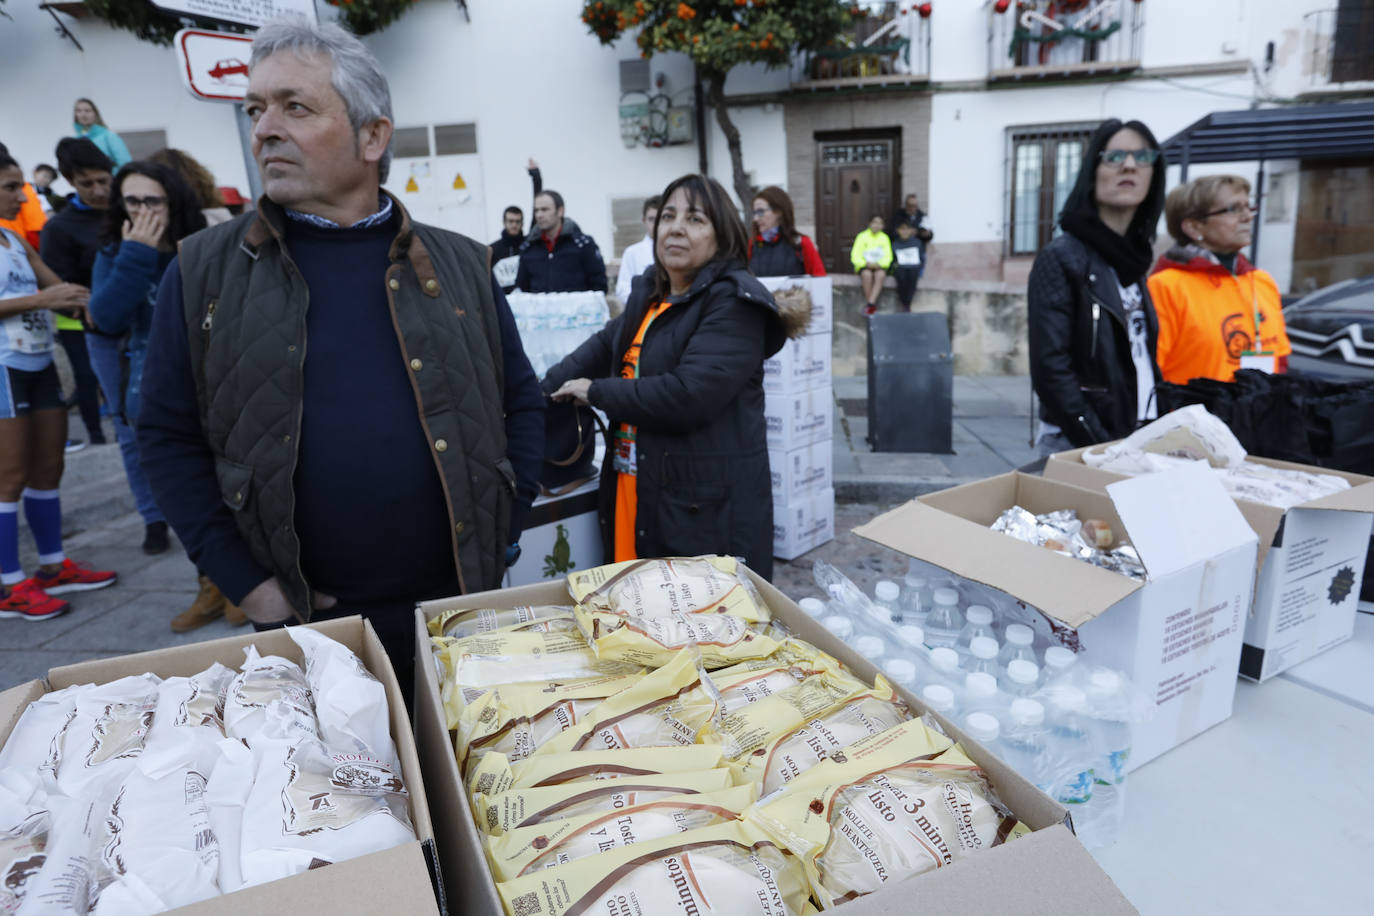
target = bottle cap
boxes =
[1089,669,1122,693]
[930,647,960,672]
[905,573,927,587]
[1007,659,1039,684]
[798,597,826,617]
[966,605,993,625]
[821,615,854,641]
[1051,685,1087,713]
[1044,646,1077,670]
[898,624,925,647]
[884,658,917,686]
[921,684,955,713]
[874,580,900,602]
[969,636,998,659]
[1009,698,1045,726]
[855,635,885,658]
[964,712,1001,743]
[867,605,894,625]
[1005,623,1034,646]
[932,587,960,607]
[964,672,997,697]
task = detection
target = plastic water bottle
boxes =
[965,636,1000,676]
[927,647,962,689]
[874,580,902,621]
[963,712,1001,747]
[1002,659,1040,698]
[897,624,925,649]
[998,624,1037,670]
[923,588,964,648]
[883,658,918,691]
[821,614,854,644]
[854,634,886,664]
[921,684,957,720]
[1047,687,1095,822]
[999,698,1054,796]
[1042,645,1079,688]
[956,605,997,657]
[899,563,930,625]
[963,672,1001,717]
[1084,669,1131,849]
[798,597,827,619]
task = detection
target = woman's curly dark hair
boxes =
[99,160,208,250]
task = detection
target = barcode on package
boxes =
[512,891,542,916]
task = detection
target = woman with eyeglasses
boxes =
[748,186,826,278]
[87,162,244,632]
[1028,118,1167,453]
[1147,175,1291,384]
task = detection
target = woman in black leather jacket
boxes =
[1028,118,1167,453]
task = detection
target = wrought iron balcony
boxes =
[791,1,931,89]
[1304,6,1374,89]
[987,0,1143,81]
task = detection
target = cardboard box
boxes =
[770,439,833,503]
[855,467,1258,772]
[758,274,833,338]
[1045,446,1374,682]
[764,385,834,452]
[0,618,441,916]
[763,332,832,395]
[774,485,836,560]
[414,576,1136,916]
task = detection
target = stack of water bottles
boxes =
[801,560,1139,851]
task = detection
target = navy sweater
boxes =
[137,213,544,606]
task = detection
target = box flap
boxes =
[1303,480,1374,513]
[1106,464,1257,579]
[0,680,47,747]
[856,474,1142,629]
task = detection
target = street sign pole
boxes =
[175,28,261,205]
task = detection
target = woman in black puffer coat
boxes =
[1028,118,1167,453]
[544,175,796,580]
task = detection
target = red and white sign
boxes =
[153,0,316,30]
[175,28,255,103]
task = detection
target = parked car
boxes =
[1283,273,1374,381]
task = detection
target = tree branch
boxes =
[706,71,753,209]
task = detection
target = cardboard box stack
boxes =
[414,556,1136,915]
[760,275,835,560]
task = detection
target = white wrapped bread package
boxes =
[55,674,161,797]
[141,663,234,777]
[0,683,85,795]
[0,771,49,914]
[223,648,318,745]
[288,626,398,767]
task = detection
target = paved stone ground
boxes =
[0,378,1037,691]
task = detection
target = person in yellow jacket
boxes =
[850,215,894,315]
[1147,174,1290,384]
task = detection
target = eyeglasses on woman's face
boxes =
[1204,201,1257,219]
[1098,148,1161,168]
[123,195,168,211]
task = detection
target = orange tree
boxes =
[582,0,851,206]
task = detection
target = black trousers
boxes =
[58,328,105,441]
[895,269,921,311]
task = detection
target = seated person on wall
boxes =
[1147,174,1291,385]
[850,215,893,315]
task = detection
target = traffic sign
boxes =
[152,0,316,30]
[175,28,255,103]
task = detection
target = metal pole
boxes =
[693,67,708,175]
[1251,158,1265,264]
[1179,138,1191,183]
[236,105,263,205]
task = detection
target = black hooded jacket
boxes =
[1028,119,1166,447]
[514,217,608,293]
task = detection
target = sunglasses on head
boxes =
[1098,148,1161,167]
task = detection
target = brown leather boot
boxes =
[171,576,226,633]
[223,592,248,627]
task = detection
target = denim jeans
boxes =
[85,333,164,526]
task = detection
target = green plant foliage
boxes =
[81,0,416,47]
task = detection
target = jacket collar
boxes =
[1151,243,1256,278]
[242,189,443,299]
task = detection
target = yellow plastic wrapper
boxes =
[456,673,645,777]
[468,745,729,801]
[485,783,760,882]
[496,820,811,916]
[746,721,1030,908]
[708,640,845,716]
[703,668,875,762]
[567,556,771,623]
[433,629,639,729]
[475,768,737,836]
[427,605,576,639]
[575,606,782,669]
[537,649,721,756]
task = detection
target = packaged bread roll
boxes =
[467,744,727,801]
[568,556,771,623]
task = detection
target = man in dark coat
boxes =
[515,189,608,293]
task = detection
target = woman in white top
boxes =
[0,153,117,621]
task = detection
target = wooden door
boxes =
[816,136,897,273]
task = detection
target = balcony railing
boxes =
[987,0,1143,81]
[1304,7,1374,88]
[791,2,931,88]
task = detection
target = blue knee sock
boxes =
[22,488,65,566]
[0,502,20,585]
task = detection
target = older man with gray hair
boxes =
[137,17,544,695]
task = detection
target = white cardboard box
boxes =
[413,575,1137,916]
[774,485,836,560]
[503,480,603,587]
[770,439,833,503]
[1045,447,1374,682]
[856,466,1258,772]
[758,274,833,338]
[763,332,832,395]
[764,385,834,451]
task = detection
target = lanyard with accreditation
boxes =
[1236,269,1275,373]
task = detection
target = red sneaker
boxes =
[0,579,70,621]
[33,558,118,595]
[864,303,878,316]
